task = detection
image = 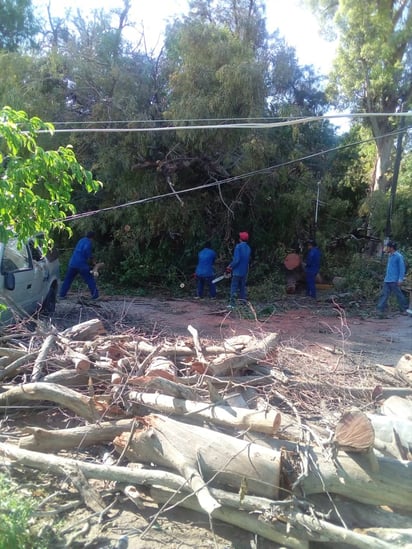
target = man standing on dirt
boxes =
[377,240,408,316]
[195,241,217,299]
[59,231,99,300]
[305,239,321,299]
[226,231,251,307]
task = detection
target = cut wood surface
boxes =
[334,410,375,452]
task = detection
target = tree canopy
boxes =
[0,0,411,290]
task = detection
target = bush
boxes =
[0,473,57,549]
[334,254,384,298]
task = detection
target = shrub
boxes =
[0,474,56,549]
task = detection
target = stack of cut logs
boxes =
[0,318,411,548]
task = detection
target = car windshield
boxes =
[1,239,30,273]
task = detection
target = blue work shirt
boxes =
[384,251,405,283]
[195,247,216,277]
[69,237,94,271]
[305,246,321,275]
[229,241,251,277]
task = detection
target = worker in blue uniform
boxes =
[305,239,321,299]
[226,231,251,306]
[195,241,217,298]
[60,231,99,300]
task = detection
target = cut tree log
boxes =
[60,318,106,341]
[307,493,412,530]
[0,382,121,422]
[297,448,412,512]
[18,419,137,452]
[128,391,281,435]
[0,351,39,381]
[395,353,412,385]
[31,334,56,382]
[0,442,304,548]
[206,332,279,377]
[128,376,199,401]
[43,368,113,387]
[334,410,375,452]
[150,486,396,549]
[243,431,412,511]
[368,413,412,460]
[113,413,282,500]
[149,486,307,549]
[355,527,412,546]
[381,395,412,421]
[3,440,408,549]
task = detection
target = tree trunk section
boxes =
[128,391,281,435]
[113,413,281,500]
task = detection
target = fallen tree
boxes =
[1,316,412,548]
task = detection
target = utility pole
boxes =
[314,180,321,240]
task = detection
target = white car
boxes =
[0,236,59,324]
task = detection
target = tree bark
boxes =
[60,318,105,341]
[113,413,281,500]
[298,449,412,512]
[0,382,115,422]
[149,486,307,549]
[206,332,279,376]
[128,391,281,435]
[18,419,137,452]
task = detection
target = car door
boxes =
[0,239,39,315]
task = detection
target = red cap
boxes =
[239,231,249,241]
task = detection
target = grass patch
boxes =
[0,473,58,549]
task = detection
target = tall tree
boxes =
[0,0,39,51]
[306,0,412,193]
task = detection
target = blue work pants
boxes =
[60,267,98,299]
[377,282,408,312]
[230,275,247,303]
[306,272,317,298]
[196,276,216,298]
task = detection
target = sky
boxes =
[35,0,336,74]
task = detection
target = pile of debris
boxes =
[0,318,411,548]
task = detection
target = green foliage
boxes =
[1,1,400,292]
[0,474,56,549]
[0,0,40,52]
[0,106,101,246]
[331,253,383,298]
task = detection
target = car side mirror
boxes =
[4,272,15,291]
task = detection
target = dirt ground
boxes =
[55,289,412,368]
[4,289,412,549]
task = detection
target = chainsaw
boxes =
[212,272,231,284]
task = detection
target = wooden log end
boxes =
[334,410,375,453]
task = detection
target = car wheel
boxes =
[41,285,57,314]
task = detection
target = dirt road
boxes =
[56,293,412,368]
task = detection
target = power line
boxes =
[41,111,412,133]
[63,124,411,223]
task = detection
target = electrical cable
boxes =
[39,111,412,133]
[62,123,411,223]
